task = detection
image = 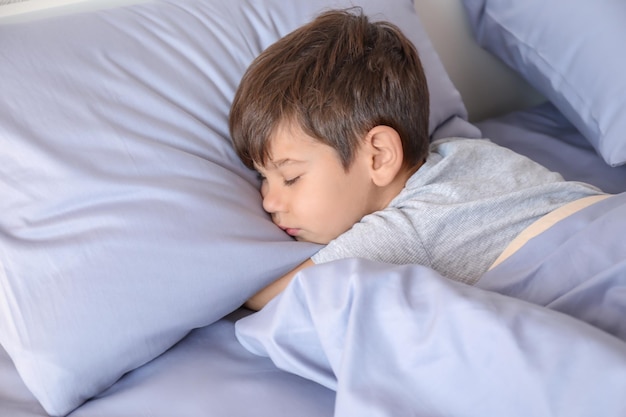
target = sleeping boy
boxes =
[228,8,606,310]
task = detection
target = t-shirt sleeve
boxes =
[311,208,431,267]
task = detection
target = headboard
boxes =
[0,0,544,121]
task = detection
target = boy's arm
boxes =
[244,258,315,311]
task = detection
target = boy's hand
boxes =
[245,258,315,311]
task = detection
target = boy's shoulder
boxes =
[429,137,521,161]
[405,137,540,192]
[430,137,495,150]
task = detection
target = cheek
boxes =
[314,185,361,234]
[260,182,268,198]
[294,185,339,228]
[333,174,374,224]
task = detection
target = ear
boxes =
[362,125,404,187]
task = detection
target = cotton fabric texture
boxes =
[312,138,602,283]
[0,0,476,414]
[462,0,626,166]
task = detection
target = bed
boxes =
[1,0,626,416]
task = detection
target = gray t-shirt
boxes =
[311,138,603,284]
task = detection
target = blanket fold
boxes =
[237,192,626,416]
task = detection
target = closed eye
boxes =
[283,176,300,186]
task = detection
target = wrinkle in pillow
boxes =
[0,0,471,415]
[463,0,626,166]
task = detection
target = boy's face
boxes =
[256,123,380,245]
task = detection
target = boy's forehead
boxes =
[254,157,307,175]
[256,124,325,171]
[254,135,300,171]
[267,123,313,155]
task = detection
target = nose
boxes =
[261,182,285,214]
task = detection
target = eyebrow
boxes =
[254,158,304,173]
[270,158,305,169]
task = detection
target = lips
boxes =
[279,225,300,237]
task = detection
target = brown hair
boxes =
[229,8,430,171]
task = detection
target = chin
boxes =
[297,235,333,245]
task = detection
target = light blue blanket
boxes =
[236,192,626,416]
